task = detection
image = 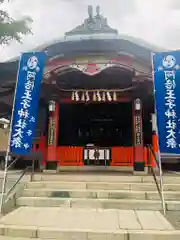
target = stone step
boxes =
[33,174,180,183]
[0,237,38,240]
[16,197,163,210]
[17,197,180,210]
[0,207,179,239]
[1,226,180,240]
[26,181,180,191]
[22,188,180,200]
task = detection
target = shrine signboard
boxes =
[135,115,142,145]
[48,117,56,145]
[152,51,180,154]
[10,52,46,154]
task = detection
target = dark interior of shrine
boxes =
[58,102,152,147]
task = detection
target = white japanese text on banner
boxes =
[10,52,46,154]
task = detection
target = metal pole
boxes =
[158,150,166,215]
[151,53,166,215]
[151,115,166,214]
[30,157,35,182]
[0,116,15,213]
[153,114,166,215]
[0,56,22,213]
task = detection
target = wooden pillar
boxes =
[151,113,158,168]
[133,98,144,172]
[47,101,59,163]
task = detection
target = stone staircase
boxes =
[17,174,180,211]
[0,173,180,239]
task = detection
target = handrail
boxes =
[6,157,19,171]
[0,158,35,213]
[5,166,30,198]
[148,145,166,215]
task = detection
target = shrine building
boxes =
[0,6,164,173]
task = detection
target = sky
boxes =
[0,0,180,61]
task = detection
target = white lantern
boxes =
[85,91,90,101]
[135,98,141,111]
[151,113,157,132]
[49,100,55,112]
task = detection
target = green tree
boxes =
[0,0,32,45]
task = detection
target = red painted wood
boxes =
[32,143,149,167]
[111,147,134,166]
[45,56,135,76]
[57,146,84,166]
[151,133,158,167]
[32,136,47,167]
[47,103,59,161]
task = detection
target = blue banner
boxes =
[10,52,46,154]
[153,51,180,154]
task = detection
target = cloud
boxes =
[0,0,180,61]
[168,0,180,9]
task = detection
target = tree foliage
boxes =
[0,0,32,45]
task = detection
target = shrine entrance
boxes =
[59,102,132,166]
[37,53,156,172]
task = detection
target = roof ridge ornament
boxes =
[65,5,118,37]
[96,5,100,17]
[86,5,108,31]
[88,5,93,20]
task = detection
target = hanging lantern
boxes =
[81,92,85,101]
[107,92,112,101]
[135,98,141,110]
[85,91,90,101]
[102,92,106,101]
[113,92,117,101]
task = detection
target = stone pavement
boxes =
[0,207,174,231]
[0,206,178,240]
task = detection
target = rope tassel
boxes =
[81,92,85,101]
[102,92,106,101]
[85,91,90,101]
[71,92,75,101]
[113,92,117,101]
[106,92,112,101]
[75,91,79,101]
[93,92,96,101]
[97,91,101,101]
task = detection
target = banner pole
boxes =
[0,56,22,213]
[151,52,166,215]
